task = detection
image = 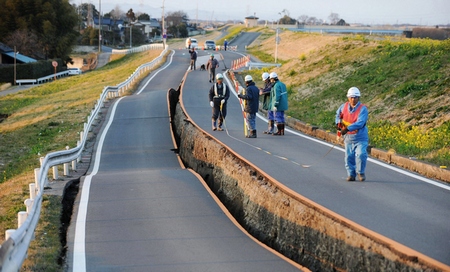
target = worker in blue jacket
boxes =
[335,87,369,182]
[238,75,260,138]
[269,72,288,135]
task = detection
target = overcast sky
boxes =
[76,0,450,26]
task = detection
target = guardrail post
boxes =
[77,140,81,162]
[5,229,15,240]
[53,165,59,179]
[64,163,70,176]
[18,211,27,228]
[24,199,34,213]
[29,183,36,199]
[34,168,40,193]
[72,160,77,171]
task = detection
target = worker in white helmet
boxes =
[335,87,369,182]
[238,75,260,138]
[269,72,288,135]
[209,73,230,131]
[259,72,275,134]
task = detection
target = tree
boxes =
[126,9,136,22]
[137,13,151,21]
[298,15,309,25]
[328,13,340,25]
[0,0,79,62]
[165,11,189,38]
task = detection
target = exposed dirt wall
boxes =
[171,102,446,271]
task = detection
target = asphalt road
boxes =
[66,49,302,271]
[183,33,450,266]
[66,33,450,270]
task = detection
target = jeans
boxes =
[344,140,368,177]
[246,113,256,130]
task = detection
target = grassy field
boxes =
[241,27,450,166]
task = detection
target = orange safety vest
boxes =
[340,102,365,134]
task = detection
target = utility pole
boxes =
[14,46,17,85]
[98,0,101,53]
[161,0,165,47]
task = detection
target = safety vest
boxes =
[341,102,365,134]
[213,83,227,99]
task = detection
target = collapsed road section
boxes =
[169,83,449,272]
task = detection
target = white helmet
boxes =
[269,72,278,79]
[347,87,361,97]
[216,73,224,80]
[244,75,253,82]
[262,72,269,81]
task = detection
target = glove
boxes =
[221,99,225,105]
[210,101,214,107]
[336,123,342,131]
[272,106,277,111]
[238,88,243,95]
[341,128,349,135]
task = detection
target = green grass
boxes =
[247,35,450,166]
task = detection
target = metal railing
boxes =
[0,45,168,272]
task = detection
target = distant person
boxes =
[206,54,219,83]
[259,72,275,134]
[224,39,228,51]
[238,75,260,138]
[269,72,288,135]
[209,73,229,131]
[335,87,369,182]
[189,48,197,70]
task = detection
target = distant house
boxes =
[245,16,259,27]
[135,19,161,39]
[0,42,37,65]
[93,17,125,32]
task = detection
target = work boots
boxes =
[212,119,217,131]
[263,120,274,134]
[273,124,285,136]
[246,130,257,138]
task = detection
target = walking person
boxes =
[259,72,275,134]
[335,87,369,182]
[189,48,197,70]
[209,73,230,131]
[238,75,260,138]
[224,39,228,51]
[206,54,219,83]
[269,72,288,135]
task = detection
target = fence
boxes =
[0,45,168,272]
[231,55,250,70]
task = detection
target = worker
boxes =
[224,39,228,51]
[189,47,197,70]
[259,72,275,134]
[335,87,369,182]
[206,54,219,83]
[269,72,288,135]
[209,73,230,131]
[238,75,260,138]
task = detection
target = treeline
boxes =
[0,0,79,63]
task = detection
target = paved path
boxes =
[66,49,303,271]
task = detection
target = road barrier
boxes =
[0,45,169,272]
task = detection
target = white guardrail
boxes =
[0,43,167,272]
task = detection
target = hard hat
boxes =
[244,75,253,82]
[210,54,214,58]
[269,72,278,79]
[216,73,224,79]
[347,87,361,97]
[262,72,269,81]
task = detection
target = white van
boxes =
[185,38,198,49]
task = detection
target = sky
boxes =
[74,0,450,26]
